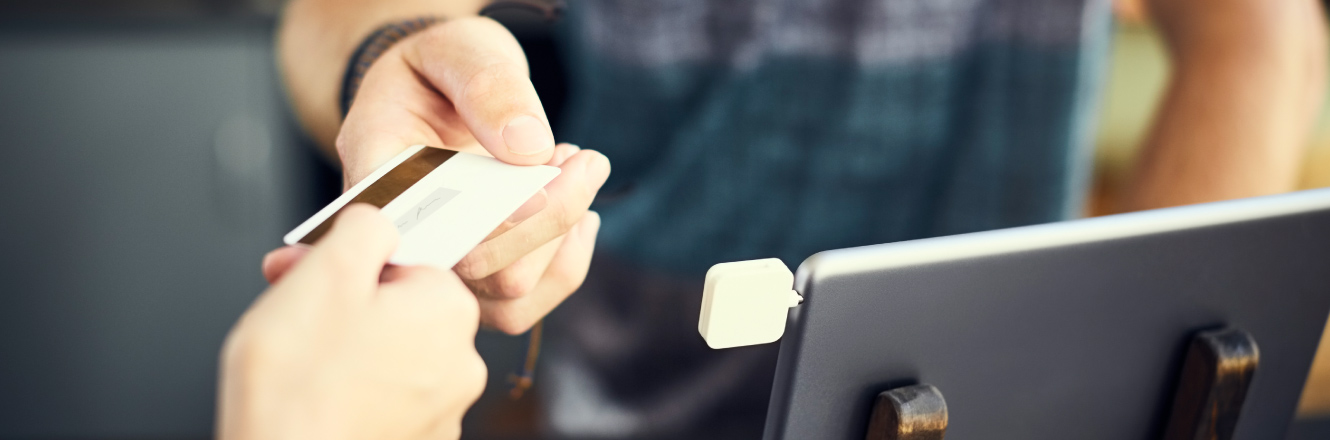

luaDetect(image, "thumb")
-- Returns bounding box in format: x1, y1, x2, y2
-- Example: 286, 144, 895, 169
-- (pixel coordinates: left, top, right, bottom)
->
404, 17, 554, 165
261, 246, 309, 284
284, 204, 401, 301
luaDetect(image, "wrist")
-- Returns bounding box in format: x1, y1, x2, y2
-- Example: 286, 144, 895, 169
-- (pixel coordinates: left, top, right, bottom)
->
340, 17, 444, 118
338, 2, 568, 118
277, 0, 492, 150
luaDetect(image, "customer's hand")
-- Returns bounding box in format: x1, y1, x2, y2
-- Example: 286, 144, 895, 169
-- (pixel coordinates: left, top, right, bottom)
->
337, 17, 609, 334
218, 204, 486, 440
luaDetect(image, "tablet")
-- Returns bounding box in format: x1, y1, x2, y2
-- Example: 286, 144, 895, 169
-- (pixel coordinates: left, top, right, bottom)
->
765, 189, 1330, 439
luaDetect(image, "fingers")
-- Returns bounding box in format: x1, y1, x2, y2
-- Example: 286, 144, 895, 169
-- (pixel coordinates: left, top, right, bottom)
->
381, 266, 482, 325
455, 149, 610, 280
379, 266, 479, 324
483, 189, 548, 242
479, 143, 581, 241
480, 211, 600, 335
284, 204, 400, 300
372, 265, 487, 429
404, 17, 554, 165
261, 246, 309, 284
466, 233, 563, 299
546, 143, 582, 167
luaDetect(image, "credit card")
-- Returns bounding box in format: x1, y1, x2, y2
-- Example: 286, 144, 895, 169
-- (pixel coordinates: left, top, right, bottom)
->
283, 145, 560, 269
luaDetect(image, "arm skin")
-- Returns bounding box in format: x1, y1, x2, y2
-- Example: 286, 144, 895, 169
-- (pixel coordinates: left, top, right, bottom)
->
277, 0, 487, 151
1123, 0, 1327, 210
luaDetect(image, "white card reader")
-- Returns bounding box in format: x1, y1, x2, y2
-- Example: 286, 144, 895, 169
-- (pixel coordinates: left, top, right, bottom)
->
698, 258, 804, 349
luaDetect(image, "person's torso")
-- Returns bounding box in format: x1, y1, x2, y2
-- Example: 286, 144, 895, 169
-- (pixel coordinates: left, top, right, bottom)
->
541, 2, 1115, 438
556, 0, 1113, 275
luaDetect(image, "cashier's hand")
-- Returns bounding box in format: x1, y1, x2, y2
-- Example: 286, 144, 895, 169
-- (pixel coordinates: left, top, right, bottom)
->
335, 17, 609, 334
220, 205, 485, 440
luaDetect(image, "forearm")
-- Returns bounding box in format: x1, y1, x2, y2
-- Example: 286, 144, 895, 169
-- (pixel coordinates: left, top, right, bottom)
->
1123, 0, 1327, 211
277, 0, 488, 150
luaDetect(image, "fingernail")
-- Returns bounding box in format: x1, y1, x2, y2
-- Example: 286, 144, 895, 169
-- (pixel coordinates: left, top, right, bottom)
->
503, 115, 554, 156
554, 143, 581, 164
584, 152, 610, 193
261, 249, 280, 270
583, 211, 601, 234
573, 211, 602, 246
507, 189, 547, 224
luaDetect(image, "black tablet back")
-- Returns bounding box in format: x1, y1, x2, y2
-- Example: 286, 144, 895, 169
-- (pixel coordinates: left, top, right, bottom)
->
765, 189, 1330, 439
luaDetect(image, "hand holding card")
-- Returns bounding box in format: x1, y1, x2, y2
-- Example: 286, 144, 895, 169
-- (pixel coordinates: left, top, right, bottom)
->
276, 144, 609, 334
459, 144, 607, 334
284, 145, 561, 269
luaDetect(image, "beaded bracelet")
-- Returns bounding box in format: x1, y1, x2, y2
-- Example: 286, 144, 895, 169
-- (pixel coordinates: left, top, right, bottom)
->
338, 16, 442, 118
337, 1, 565, 118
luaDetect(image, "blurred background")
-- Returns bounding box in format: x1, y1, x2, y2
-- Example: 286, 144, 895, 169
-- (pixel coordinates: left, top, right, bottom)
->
0, 0, 1328, 439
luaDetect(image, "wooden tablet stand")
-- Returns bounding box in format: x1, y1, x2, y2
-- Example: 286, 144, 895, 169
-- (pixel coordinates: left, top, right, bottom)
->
863, 327, 1259, 440
1162, 327, 1259, 440
865, 384, 947, 440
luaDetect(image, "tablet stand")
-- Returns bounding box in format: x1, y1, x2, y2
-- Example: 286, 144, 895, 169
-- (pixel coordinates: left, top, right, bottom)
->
1162, 327, 1259, 440
862, 328, 1258, 440
865, 383, 947, 440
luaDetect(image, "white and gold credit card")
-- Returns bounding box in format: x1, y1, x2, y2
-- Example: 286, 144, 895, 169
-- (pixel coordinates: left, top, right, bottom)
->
283, 145, 560, 269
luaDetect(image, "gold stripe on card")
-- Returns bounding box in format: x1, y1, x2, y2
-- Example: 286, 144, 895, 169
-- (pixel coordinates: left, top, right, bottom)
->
298, 147, 457, 245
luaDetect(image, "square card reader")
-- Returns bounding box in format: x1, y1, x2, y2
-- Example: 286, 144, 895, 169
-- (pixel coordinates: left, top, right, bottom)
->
698, 258, 803, 349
